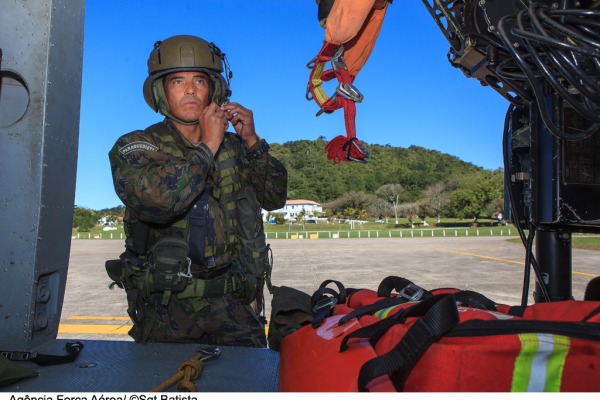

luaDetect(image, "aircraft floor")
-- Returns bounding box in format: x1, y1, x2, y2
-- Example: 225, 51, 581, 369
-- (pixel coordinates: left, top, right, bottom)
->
2, 339, 279, 392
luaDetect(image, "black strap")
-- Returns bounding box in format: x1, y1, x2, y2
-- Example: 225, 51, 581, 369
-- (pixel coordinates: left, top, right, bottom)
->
310, 279, 346, 328
340, 307, 408, 352
506, 305, 527, 317
339, 294, 450, 353
337, 296, 410, 326
1, 341, 84, 366
338, 277, 437, 326
377, 276, 431, 302
356, 294, 460, 392
582, 304, 600, 322
453, 290, 498, 311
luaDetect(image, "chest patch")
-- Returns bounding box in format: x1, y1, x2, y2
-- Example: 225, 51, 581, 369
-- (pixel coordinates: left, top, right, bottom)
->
119, 141, 159, 155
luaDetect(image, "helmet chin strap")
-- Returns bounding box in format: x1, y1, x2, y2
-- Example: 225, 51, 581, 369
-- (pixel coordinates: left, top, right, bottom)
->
167, 113, 199, 126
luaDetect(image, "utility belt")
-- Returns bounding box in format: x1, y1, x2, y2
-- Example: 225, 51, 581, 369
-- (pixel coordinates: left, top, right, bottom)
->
106, 236, 257, 307
177, 261, 256, 303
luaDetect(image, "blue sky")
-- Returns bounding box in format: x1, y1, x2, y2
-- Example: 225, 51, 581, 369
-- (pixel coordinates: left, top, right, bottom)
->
77, 0, 509, 210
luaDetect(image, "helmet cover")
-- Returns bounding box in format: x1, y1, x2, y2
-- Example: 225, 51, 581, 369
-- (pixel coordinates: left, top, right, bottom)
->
142, 35, 232, 122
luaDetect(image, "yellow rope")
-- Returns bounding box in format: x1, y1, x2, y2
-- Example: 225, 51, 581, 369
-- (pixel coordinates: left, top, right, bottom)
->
150, 352, 204, 392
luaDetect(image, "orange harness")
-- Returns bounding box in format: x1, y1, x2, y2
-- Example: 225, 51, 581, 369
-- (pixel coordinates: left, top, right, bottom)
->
307, 0, 391, 163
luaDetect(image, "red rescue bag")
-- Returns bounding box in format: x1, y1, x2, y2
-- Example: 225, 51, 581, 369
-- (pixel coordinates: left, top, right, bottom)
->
278, 277, 600, 392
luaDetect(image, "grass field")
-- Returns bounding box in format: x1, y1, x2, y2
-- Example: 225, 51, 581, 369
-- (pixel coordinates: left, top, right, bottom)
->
72, 219, 600, 250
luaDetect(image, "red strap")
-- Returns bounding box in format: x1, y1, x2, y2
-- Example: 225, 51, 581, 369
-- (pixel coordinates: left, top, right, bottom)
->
307, 42, 369, 163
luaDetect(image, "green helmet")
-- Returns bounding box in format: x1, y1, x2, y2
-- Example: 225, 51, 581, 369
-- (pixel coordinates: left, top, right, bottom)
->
143, 35, 232, 123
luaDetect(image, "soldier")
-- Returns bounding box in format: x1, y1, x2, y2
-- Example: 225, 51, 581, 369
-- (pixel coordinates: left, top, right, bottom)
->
106, 35, 288, 347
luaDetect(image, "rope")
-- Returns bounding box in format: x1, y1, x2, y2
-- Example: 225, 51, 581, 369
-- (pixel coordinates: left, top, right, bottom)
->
150, 352, 204, 392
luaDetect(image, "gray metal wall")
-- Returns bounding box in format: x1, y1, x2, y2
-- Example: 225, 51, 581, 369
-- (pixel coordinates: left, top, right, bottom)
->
0, 0, 84, 351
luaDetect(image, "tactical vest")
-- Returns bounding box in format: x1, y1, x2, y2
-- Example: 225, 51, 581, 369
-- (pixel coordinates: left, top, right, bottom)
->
111, 122, 271, 329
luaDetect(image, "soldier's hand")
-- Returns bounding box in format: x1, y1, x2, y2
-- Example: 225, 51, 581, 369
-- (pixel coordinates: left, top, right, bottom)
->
199, 102, 228, 155
221, 102, 258, 148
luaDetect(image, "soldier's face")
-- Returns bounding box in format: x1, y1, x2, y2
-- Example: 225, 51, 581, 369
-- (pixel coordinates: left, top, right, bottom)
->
164, 71, 211, 123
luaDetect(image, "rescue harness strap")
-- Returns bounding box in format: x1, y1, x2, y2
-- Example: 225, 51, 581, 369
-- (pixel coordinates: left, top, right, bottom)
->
306, 41, 369, 164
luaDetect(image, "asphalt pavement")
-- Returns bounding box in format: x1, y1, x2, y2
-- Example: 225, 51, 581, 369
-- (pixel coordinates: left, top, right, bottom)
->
58, 235, 598, 341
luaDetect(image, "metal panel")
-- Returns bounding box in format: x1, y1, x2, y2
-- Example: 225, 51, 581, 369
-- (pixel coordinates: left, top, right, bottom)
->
0, 0, 84, 351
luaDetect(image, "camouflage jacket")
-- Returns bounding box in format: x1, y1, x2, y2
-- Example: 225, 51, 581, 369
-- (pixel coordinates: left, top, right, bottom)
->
108, 119, 288, 274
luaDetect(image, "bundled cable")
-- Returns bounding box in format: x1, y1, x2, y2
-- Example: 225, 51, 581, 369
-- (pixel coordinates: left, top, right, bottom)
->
498, 2, 600, 140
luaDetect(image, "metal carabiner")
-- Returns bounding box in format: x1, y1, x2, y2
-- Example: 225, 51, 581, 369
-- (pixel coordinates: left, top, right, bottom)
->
331, 45, 347, 72
336, 83, 364, 103
177, 257, 193, 279
306, 84, 314, 101
332, 44, 344, 60
197, 346, 221, 362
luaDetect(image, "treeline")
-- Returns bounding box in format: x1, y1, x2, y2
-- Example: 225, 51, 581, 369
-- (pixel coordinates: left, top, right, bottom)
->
73, 139, 504, 230
73, 205, 124, 232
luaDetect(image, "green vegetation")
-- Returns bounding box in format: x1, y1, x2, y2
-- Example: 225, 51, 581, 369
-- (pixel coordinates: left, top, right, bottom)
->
272, 140, 487, 202
270, 139, 504, 222
570, 236, 600, 250
264, 222, 515, 240
72, 205, 124, 233
73, 218, 517, 240
507, 235, 600, 251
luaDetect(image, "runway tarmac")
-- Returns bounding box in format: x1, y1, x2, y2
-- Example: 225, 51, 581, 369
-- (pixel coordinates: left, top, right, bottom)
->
58, 236, 598, 341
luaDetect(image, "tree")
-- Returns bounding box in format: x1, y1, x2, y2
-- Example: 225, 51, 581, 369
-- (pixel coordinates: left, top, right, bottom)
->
323, 208, 336, 224
343, 207, 358, 228
398, 202, 420, 228
356, 209, 368, 228
367, 197, 392, 222
424, 182, 449, 223
376, 184, 404, 224
449, 171, 502, 222
323, 191, 378, 217
72, 206, 98, 232
296, 208, 308, 224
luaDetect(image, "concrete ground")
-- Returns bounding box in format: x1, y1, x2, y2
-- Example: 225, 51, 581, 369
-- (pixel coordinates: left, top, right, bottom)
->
59, 236, 598, 341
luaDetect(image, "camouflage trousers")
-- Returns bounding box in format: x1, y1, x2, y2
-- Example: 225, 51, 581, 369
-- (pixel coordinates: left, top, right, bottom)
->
129, 292, 267, 347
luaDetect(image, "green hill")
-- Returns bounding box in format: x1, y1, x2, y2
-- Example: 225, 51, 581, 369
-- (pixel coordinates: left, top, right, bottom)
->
270, 138, 499, 204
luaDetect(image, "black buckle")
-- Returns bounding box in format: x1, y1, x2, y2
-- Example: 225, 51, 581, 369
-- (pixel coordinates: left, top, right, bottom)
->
0, 350, 37, 361
398, 284, 424, 302
311, 296, 338, 328
312, 296, 337, 314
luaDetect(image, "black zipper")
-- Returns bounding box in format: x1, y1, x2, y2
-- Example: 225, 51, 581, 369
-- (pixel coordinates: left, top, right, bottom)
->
445, 319, 600, 341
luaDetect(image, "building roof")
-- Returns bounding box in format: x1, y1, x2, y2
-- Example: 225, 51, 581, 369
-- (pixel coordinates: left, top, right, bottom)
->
285, 199, 321, 206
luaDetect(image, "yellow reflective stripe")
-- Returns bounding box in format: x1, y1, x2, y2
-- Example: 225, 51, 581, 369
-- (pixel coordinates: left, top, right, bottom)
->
512, 333, 569, 392
373, 303, 417, 319
373, 305, 397, 319
513, 334, 539, 391
544, 335, 569, 392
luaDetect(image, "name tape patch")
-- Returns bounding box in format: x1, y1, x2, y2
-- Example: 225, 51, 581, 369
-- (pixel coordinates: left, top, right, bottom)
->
119, 141, 159, 155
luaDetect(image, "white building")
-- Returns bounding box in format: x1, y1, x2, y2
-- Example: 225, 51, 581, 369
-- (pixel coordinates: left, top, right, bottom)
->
262, 199, 323, 223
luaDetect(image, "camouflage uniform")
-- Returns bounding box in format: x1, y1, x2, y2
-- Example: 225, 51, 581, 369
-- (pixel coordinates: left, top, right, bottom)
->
108, 119, 287, 347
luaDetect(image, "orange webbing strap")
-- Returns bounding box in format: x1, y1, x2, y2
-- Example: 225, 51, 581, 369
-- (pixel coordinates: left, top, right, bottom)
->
325, 0, 389, 77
